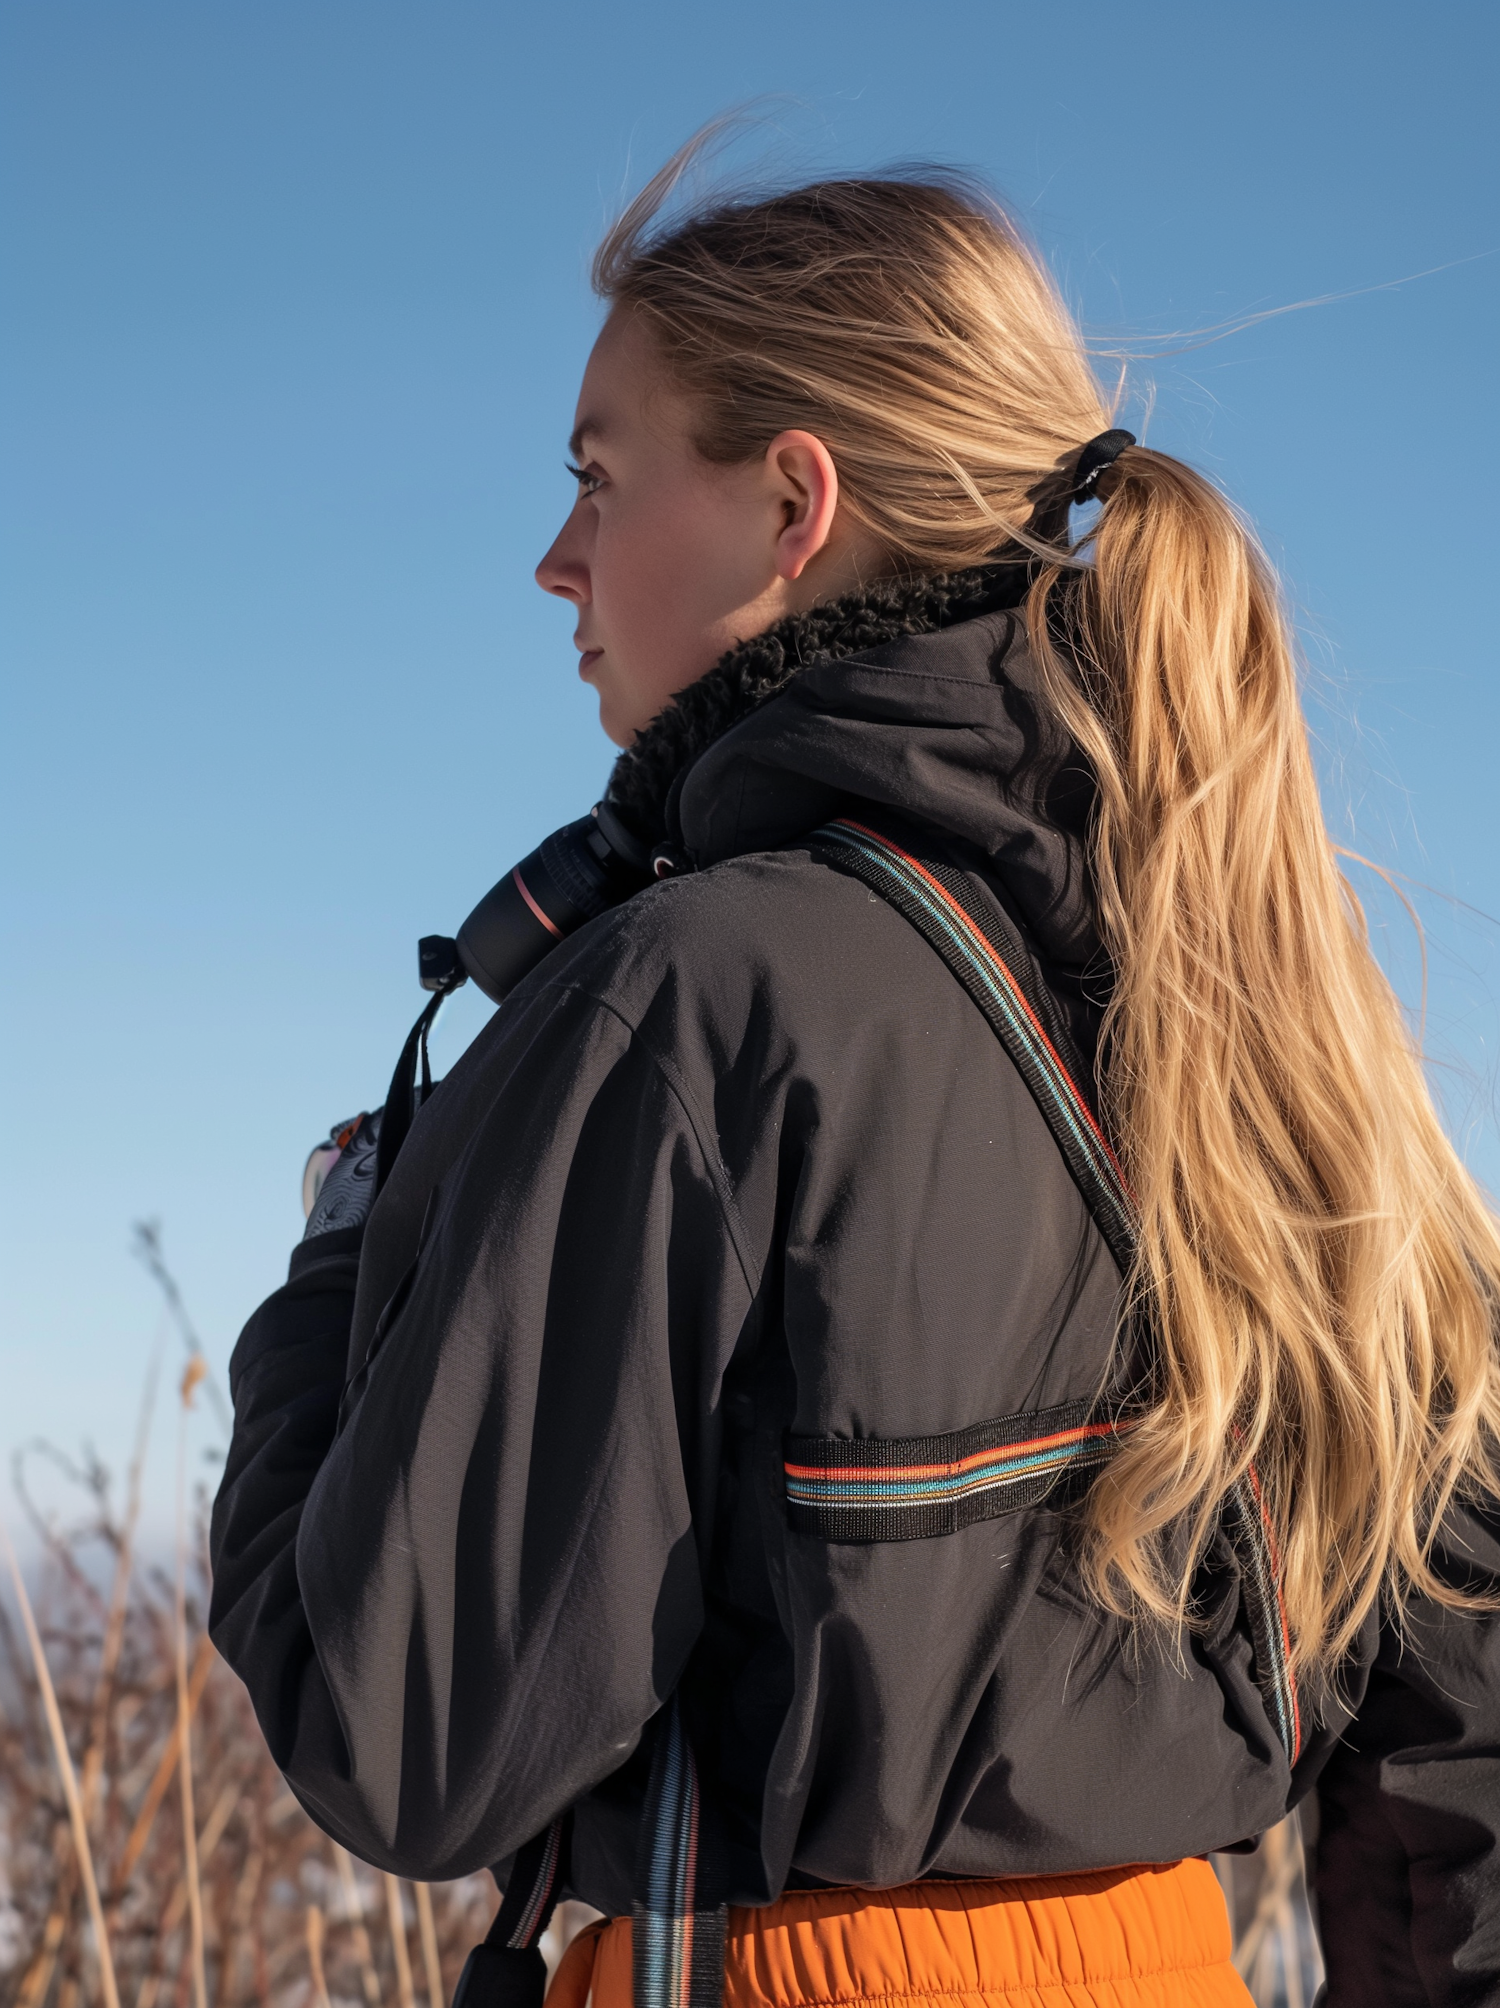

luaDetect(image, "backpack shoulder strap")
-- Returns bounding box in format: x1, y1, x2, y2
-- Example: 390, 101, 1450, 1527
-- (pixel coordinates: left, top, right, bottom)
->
808, 813, 1305, 1765
809, 817, 1136, 1274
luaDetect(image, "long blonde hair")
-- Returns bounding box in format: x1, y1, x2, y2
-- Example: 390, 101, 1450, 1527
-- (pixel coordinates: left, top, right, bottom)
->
594, 141, 1500, 1680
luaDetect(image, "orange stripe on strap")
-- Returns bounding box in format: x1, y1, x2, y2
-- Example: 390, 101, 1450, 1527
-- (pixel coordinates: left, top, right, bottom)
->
784, 1420, 1122, 1485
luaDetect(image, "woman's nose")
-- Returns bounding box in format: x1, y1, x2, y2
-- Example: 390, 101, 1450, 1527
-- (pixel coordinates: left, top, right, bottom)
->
535, 509, 590, 603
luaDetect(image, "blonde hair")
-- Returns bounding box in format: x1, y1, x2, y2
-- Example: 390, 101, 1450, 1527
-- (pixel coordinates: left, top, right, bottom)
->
594, 141, 1500, 1680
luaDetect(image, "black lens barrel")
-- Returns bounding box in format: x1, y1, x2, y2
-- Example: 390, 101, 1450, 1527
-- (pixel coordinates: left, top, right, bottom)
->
452, 804, 652, 1005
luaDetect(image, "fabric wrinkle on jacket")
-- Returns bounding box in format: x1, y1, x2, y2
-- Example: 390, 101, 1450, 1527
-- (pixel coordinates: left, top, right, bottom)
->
208, 569, 1500, 2003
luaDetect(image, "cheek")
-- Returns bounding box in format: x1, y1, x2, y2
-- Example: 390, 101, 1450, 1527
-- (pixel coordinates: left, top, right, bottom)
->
595, 506, 690, 628
596, 486, 761, 689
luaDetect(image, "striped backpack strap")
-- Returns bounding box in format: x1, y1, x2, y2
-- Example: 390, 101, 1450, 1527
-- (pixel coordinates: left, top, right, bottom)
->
808, 814, 1303, 1766
808, 818, 1136, 1275
450, 1700, 732, 2008
632, 1694, 726, 2008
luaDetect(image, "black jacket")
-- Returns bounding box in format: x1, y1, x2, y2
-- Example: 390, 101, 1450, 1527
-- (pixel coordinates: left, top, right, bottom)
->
210, 579, 1500, 2004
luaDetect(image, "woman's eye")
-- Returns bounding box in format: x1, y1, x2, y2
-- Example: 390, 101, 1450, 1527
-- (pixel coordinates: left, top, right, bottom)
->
565, 461, 603, 498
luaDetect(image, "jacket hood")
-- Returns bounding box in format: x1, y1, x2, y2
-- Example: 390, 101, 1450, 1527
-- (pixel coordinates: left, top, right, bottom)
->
674, 603, 1101, 975
606, 567, 1102, 979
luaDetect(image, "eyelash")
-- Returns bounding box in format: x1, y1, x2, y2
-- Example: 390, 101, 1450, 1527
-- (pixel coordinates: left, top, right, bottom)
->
566, 461, 602, 497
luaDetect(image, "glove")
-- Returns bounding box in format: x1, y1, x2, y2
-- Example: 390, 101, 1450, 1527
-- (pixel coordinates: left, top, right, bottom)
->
301, 1108, 383, 1240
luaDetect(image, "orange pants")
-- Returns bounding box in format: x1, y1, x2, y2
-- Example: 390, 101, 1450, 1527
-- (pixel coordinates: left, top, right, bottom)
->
547, 1860, 1251, 2008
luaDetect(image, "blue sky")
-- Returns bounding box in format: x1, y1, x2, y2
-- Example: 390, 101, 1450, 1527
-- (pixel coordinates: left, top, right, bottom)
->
3, 0, 1497, 1542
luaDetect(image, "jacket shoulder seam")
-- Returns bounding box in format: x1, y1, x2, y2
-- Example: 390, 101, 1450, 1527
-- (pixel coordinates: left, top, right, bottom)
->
539, 979, 763, 1299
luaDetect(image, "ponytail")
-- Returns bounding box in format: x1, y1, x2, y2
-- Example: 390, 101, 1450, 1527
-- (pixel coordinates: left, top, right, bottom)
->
1030, 450, 1500, 1670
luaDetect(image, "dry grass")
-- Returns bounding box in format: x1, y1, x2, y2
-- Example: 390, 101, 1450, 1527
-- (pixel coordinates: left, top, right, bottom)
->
1216, 1819, 1325, 2008
0, 1411, 501, 2008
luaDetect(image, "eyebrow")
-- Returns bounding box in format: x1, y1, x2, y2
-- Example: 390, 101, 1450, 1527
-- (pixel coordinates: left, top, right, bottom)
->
567, 417, 603, 461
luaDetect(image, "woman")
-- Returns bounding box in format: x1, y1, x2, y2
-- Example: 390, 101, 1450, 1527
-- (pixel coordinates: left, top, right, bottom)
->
211, 142, 1500, 2008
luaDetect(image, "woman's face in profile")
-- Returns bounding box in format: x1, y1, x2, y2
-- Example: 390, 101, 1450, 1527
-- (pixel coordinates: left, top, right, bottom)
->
535, 309, 872, 746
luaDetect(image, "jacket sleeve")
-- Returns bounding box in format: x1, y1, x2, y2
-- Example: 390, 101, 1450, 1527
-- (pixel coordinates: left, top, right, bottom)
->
209, 976, 757, 1880
1315, 1500, 1500, 2007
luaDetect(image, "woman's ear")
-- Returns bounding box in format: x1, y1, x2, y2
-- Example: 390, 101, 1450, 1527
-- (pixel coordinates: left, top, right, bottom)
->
765, 430, 841, 582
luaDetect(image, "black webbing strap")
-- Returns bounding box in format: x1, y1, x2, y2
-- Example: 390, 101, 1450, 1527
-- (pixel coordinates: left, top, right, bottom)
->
810, 814, 1304, 1765
374, 989, 445, 1196
451, 1816, 571, 2008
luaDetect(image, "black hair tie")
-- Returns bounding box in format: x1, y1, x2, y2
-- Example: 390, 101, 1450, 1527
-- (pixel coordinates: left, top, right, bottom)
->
1071, 429, 1136, 505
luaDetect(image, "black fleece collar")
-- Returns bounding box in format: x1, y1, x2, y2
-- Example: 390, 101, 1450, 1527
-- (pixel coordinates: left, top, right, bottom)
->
605, 561, 1031, 847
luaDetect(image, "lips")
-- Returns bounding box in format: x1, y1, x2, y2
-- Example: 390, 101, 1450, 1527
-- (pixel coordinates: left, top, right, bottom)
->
578, 649, 603, 679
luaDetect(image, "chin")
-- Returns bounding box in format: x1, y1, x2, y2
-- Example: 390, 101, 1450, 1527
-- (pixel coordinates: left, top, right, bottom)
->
591, 678, 652, 749
596, 698, 635, 750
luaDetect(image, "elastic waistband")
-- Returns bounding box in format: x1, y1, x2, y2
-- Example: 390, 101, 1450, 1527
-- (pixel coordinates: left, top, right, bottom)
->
548, 1860, 1250, 2008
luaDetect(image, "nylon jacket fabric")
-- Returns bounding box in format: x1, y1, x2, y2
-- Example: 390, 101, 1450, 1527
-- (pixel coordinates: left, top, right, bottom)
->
1313, 1501, 1500, 2006
209, 601, 1500, 2003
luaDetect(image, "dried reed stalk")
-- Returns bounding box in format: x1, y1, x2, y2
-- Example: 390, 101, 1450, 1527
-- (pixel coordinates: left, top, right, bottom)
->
1234, 1818, 1298, 1977
138, 1696, 242, 1996
1, 1512, 122, 2008
81, 1351, 160, 1829
4, 1259, 502, 2003
148, 1877, 190, 1970
175, 1356, 208, 2008
1232, 1815, 1320, 2005
386, 1874, 417, 2008
196, 1778, 241, 1862
16, 1888, 69, 2008
335, 1841, 385, 2008
415, 1883, 445, 2008
117, 1631, 214, 1883
225, 1840, 265, 2002
307, 1904, 335, 2008
131, 1221, 232, 1434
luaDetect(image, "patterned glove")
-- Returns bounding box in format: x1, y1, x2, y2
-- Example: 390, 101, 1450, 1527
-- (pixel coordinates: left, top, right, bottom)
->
301, 1108, 383, 1240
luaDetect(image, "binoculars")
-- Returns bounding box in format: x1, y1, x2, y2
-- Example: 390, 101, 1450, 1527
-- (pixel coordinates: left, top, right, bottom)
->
418, 798, 655, 1004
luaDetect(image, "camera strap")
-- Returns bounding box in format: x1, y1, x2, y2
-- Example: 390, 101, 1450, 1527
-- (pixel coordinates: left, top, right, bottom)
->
373, 989, 446, 1196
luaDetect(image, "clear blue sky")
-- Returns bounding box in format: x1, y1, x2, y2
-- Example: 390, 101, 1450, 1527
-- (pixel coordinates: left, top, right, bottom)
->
3, 0, 1497, 1543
